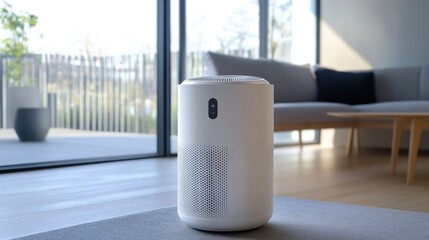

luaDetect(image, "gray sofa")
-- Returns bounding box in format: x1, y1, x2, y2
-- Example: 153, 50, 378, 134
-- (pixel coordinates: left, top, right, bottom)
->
204, 51, 429, 149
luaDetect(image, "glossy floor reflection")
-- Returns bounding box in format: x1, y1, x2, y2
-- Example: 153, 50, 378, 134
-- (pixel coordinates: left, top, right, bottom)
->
0, 128, 157, 170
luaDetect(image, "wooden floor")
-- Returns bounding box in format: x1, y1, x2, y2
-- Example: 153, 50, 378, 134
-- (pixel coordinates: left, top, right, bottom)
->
1, 145, 429, 239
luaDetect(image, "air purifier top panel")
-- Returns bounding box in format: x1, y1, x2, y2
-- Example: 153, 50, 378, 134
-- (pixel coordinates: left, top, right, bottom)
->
182, 75, 269, 85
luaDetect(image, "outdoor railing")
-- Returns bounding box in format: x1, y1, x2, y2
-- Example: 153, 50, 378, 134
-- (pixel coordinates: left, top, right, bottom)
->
0, 49, 257, 134
1, 53, 158, 134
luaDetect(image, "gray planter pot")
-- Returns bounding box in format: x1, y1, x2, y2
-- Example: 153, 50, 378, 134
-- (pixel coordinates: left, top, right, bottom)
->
14, 108, 50, 142
6, 86, 41, 128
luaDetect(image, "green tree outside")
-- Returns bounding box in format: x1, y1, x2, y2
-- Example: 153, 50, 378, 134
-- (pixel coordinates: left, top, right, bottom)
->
0, 1, 38, 86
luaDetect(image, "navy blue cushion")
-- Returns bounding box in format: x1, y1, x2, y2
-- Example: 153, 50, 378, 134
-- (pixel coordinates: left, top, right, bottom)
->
315, 68, 376, 105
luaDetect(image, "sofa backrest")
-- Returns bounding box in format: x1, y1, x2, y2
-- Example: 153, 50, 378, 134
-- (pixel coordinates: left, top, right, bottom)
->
204, 51, 317, 103
373, 66, 422, 102
204, 51, 429, 103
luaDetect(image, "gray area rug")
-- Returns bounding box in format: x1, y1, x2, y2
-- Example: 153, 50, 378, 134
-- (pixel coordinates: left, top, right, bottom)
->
16, 197, 429, 240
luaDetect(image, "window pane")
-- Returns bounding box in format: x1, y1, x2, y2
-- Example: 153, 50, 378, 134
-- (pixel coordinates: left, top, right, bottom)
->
168, 0, 260, 154
0, 0, 158, 169
268, 0, 316, 64
269, 0, 318, 145
186, 0, 259, 78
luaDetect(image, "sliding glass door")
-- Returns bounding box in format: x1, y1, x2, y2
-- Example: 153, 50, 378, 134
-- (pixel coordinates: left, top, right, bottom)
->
0, 0, 159, 170
170, 0, 319, 152
268, 0, 318, 145
169, 0, 260, 154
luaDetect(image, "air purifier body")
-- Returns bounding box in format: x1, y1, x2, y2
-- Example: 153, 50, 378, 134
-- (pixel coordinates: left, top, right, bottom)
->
178, 75, 273, 232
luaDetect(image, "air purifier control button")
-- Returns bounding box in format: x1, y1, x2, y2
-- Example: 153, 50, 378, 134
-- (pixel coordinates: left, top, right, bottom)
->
208, 98, 218, 119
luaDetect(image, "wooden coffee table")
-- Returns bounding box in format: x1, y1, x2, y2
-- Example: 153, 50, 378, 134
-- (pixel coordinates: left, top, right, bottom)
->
328, 112, 429, 184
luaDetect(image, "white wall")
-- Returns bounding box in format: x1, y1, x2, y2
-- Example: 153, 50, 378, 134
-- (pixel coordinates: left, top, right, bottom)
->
320, 0, 429, 70
320, 0, 429, 149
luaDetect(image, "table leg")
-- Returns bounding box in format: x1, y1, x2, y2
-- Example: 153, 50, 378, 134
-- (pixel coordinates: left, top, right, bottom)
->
391, 119, 406, 175
407, 118, 426, 184
355, 128, 360, 154
347, 127, 355, 156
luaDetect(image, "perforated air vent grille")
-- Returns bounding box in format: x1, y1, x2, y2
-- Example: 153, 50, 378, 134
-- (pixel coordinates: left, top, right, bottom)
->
181, 144, 229, 218
209, 75, 249, 82
181, 75, 269, 85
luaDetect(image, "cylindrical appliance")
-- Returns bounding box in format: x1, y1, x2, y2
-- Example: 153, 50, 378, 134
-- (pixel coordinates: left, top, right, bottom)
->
178, 75, 273, 231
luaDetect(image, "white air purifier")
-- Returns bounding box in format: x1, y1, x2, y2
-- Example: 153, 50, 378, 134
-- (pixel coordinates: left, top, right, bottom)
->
178, 75, 273, 232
